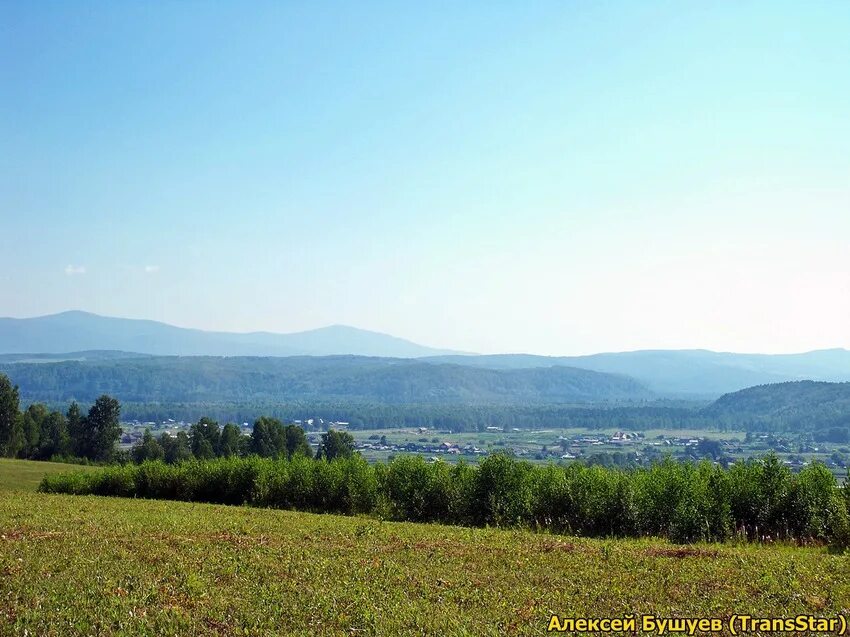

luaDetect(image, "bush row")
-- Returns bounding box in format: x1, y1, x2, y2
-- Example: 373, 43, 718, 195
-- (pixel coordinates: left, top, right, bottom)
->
39, 454, 850, 547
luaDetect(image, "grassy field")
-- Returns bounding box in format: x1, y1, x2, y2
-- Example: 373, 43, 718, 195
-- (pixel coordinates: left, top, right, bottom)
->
0, 458, 97, 492
1, 486, 849, 635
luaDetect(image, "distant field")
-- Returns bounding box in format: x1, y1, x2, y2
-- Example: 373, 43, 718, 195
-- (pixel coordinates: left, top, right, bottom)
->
349, 426, 756, 466
0, 458, 97, 492
1, 490, 849, 636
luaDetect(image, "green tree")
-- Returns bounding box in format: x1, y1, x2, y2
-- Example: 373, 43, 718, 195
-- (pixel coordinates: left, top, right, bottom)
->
0, 374, 20, 457
249, 418, 311, 459
37, 411, 71, 460
21, 403, 49, 458
219, 423, 243, 457
132, 428, 165, 463
82, 395, 122, 461
250, 417, 285, 457
758, 453, 792, 538
160, 431, 192, 464
190, 417, 220, 459
697, 438, 724, 461
5, 416, 26, 459
285, 424, 312, 458
66, 402, 84, 457
845, 469, 850, 507
317, 429, 355, 461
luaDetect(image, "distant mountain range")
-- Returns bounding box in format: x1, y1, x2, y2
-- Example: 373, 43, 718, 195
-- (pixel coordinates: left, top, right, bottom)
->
0, 311, 462, 358
425, 350, 850, 397
1, 310, 849, 397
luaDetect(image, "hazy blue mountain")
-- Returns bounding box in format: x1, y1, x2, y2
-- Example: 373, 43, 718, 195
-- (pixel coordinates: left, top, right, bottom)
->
0, 355, 652, 405
3, 311, 849, 398
424, 349, 850, 397
0, 311, 463, 358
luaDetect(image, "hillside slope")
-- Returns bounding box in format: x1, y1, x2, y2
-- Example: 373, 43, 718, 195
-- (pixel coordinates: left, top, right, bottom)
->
703, 380, 850, 430
5, 489, 846, 636
0, 355, 652, 405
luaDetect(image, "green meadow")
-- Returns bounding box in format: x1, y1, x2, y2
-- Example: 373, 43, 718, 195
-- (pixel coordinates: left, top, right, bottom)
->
0, 458, 97, 493
0, 461, 848, 636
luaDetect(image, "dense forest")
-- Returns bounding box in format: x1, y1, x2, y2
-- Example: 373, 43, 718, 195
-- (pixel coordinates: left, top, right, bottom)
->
703, 381, 850, 430
0, 355, 651, 404
113, 401, 710, 432
3, 364, 850, 435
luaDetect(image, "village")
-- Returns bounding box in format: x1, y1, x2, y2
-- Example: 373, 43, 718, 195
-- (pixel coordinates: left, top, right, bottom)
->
117, 418, 849, 475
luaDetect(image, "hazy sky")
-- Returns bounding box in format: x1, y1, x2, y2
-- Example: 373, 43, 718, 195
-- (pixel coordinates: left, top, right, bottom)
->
2, 2, 849, 355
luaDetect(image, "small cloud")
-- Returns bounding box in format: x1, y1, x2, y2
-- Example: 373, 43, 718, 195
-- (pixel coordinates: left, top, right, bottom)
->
64, 265, 86, 276
144, 265, 160, 274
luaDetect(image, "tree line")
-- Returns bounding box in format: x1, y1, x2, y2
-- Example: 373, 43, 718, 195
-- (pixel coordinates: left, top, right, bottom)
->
130, 416, 354, 464
0, 374, 354, 464
34, 399, 718, 434
0, 374, 121, 462
39, 452, 850, 549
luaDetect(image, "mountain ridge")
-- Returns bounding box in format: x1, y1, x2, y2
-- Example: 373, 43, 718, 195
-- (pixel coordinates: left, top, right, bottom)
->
2, 311, 850, 397
424, 349, 850, 397
0, 310, 464, 358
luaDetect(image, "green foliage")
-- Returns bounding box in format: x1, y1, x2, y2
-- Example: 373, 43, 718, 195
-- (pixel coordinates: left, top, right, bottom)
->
250, 417, 312, 459
39, 454, 850, 547
219, 423, 243, 457
66, 402, 84, 454
189, 417, 220, 459
79, 395, 122, 461
705, 380, 850, 432
0, 374, 20, 456
0, 458, 98, 492
5, 489, 850, 635
5, 364, 850, 435
473, 452, 534, 527
20, 403, 47, 457
131, 429, 165, 463
317, 429, 355, 461
159, 431, 192, 464
380, 455, 454, 522
0, 355, 649, 406
36, 410, 72, 460
284, 423, 312, 458
0, 377, 84, 461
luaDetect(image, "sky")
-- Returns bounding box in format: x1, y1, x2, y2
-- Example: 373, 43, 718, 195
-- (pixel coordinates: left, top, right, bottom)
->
2, 1, 849, 356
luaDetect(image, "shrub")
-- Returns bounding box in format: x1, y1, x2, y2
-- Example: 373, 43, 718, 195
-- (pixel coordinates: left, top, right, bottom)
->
473, 453, 534, 527
134, 462, 180, 500
529, 464, 573, 532
382, 455, 436, 522
39, 470, 98, 495
37, 453, 850, 547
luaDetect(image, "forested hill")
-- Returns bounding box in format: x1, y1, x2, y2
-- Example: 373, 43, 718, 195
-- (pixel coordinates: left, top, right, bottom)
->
0, 355, 652, 405
703, 381, 850, 431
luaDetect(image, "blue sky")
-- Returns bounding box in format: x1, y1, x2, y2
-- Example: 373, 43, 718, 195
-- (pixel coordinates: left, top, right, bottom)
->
2, 1, 849, 355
